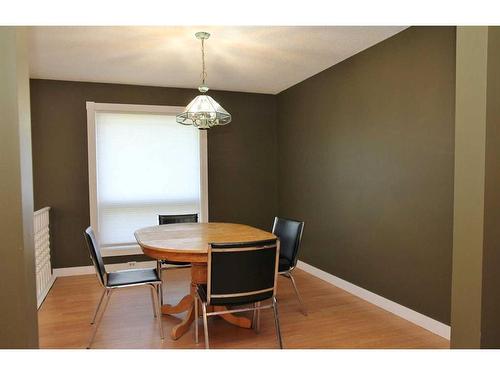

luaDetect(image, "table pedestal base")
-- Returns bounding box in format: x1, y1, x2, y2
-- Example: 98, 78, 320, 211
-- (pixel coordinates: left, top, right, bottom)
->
161, 262, 252, 340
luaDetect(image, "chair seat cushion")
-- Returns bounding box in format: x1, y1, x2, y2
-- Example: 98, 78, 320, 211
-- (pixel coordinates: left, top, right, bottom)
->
159, 260, 191, 266
196, 284, 273, 306
278, 257, 292, 272
107, 268, 160, 287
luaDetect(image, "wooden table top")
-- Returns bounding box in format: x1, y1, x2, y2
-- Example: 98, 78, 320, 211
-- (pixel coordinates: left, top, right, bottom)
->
134, 222, 276, 263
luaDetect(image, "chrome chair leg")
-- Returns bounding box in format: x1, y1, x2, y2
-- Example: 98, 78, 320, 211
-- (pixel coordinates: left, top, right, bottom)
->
87, 289, 112, 349
272, 297, 283, 349
287, 272, 307, 316
194, 295, 199, 344
149, 285, 158, 318
149, 284, 164, 340
202, 302, 209, 349
252, 303, 257, 331
157, 261, 164, 306
157, 284, 165, 340
91, 289, 106, 324
254, 301, 261, 333
159, 282, 164, 306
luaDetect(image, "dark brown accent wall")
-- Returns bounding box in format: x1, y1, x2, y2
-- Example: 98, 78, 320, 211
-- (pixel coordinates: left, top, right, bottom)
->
481, 26, 500, 348
276, 27, 456, 324
30, 80, 278, 268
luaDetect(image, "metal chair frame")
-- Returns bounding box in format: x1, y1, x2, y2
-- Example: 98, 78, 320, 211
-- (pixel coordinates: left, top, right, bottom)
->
193, 240, 283, 349
85, 229, 164, 348
272, 217, 307, 316
158, 261, 191, 305
157, 214, 198, 305
88, 276, 164, 348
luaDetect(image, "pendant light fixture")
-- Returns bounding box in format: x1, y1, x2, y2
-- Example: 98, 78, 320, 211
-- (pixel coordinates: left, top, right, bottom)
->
176, 31, 231, 129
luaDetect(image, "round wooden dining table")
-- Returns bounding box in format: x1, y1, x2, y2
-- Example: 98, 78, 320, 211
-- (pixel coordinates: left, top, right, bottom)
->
134, 222, 276, 340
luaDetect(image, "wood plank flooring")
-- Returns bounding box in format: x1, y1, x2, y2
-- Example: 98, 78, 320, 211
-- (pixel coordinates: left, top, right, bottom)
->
38, 268, 449, 349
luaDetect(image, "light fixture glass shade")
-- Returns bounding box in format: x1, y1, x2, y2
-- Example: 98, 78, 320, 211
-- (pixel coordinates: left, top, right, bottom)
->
176, 94, 231, 129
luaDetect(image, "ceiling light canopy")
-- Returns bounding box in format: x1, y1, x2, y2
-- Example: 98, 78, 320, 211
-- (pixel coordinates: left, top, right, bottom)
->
176, 32, 231, 129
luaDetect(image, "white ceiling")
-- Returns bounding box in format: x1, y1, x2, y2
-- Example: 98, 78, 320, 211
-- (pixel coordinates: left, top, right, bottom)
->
28, 26, 407, 95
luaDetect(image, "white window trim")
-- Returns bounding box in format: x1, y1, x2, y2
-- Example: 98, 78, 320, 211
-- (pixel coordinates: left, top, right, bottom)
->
86, 102, 209, 257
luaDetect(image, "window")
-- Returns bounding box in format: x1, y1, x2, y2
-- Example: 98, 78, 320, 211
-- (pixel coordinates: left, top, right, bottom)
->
86, 102, 208, 256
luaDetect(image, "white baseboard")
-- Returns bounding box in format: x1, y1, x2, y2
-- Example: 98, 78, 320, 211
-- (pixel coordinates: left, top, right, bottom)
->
53, 265, 95, 277
52, 260, 158, 278
37, 274, 56, 309
296, 260, 451, 340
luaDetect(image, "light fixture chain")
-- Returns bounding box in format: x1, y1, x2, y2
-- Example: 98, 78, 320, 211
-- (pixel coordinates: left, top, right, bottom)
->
201, 37, 207, 85
176, 31, 231, 128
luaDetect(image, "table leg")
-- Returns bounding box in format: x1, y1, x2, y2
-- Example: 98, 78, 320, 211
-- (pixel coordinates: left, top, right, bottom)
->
170, 304, 195, 340
214, 306, 253, 328
161, 294, 193, 315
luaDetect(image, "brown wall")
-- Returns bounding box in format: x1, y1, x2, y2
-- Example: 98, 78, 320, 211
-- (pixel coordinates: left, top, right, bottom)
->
276, 27, 456, 324
30, 80, 278, 268
481, 26, 500, 348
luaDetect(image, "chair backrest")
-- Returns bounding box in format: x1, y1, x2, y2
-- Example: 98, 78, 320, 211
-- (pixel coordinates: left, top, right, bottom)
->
84, 227, 107, 287
272, 217, 304, 268
207, 239, 279, 306
158, 213, 198, 225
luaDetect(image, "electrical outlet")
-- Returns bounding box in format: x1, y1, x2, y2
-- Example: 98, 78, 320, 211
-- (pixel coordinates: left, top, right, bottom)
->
127, 261, 137, 268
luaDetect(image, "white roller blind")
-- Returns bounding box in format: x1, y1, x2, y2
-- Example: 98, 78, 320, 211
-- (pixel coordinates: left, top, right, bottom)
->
95, 112, 201, 248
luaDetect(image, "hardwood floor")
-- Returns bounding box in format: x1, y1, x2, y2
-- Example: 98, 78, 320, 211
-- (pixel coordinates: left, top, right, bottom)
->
38, 268, 449, 349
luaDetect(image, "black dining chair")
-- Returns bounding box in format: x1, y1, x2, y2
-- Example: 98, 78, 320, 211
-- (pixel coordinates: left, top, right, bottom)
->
83, 227, 164, 348
194, 239, 283, 349
157, 214, 198, 304
272, 217, 307, 316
